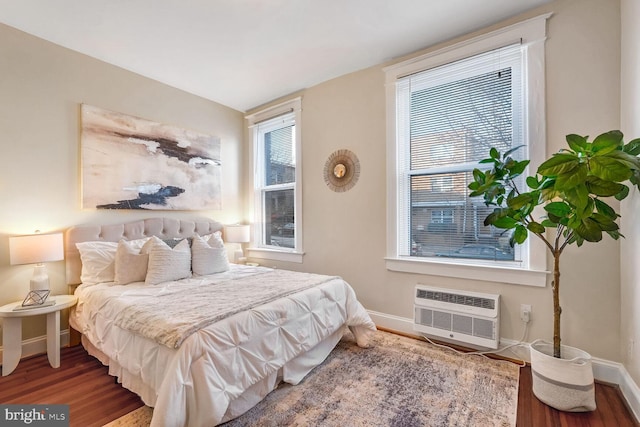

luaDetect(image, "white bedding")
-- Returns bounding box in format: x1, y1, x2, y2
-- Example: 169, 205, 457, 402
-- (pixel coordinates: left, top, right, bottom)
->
70, 264, 376, 427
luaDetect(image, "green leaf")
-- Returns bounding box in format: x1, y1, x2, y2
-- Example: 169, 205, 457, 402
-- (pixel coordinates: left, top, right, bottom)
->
574, 218, 603, 242
490, 147, 499, 159
592, 130, 623, 154
591, 213, 619, 232
554, 164, 588, 190
507, 193, 532, 210
594, 198, 618, 219
616, 185, 630, 201
564, 184, 590, 212
605, 150, 640, 170
526, 176, 540, 189
513, 225, 528, 244
508, 160, 530, 176
566, 134, 587, 152
572, 234, 584, 247
623, 138, 640, 156
503, 145, 525, 158
472, 168, 485, 183
544, 201, 572, 217
577, 198, 595, 219
538, 153, 580, 176
589, 156, 633, 182
606, 230, 624, 240
527, 221, 546, 234
538, 177, 556, 191
492, 216, 519, 229
541, 219, 559, 228
585, 176, 625, 197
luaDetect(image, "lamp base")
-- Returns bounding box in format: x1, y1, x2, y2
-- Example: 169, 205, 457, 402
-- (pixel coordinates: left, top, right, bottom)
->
233, 249, 246, 264
30, 264, 50, 291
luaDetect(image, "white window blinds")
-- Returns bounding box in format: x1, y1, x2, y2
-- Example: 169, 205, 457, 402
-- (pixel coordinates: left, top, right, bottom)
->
396, 44, 525, 264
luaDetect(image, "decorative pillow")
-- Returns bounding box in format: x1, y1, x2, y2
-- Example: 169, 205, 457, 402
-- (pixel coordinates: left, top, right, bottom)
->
162, 237, 193, 248
113, 239, 150, 285
192, 234, 230, 275
77, 237, 149, 285
145, 237, 192, 285
203, 231, 225, 248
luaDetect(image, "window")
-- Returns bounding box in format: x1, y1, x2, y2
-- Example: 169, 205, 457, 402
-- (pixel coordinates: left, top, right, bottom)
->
431, 209, 454, 224
246, 98, 303, 263
400, 44, 523, 264
384, 14, 550, 286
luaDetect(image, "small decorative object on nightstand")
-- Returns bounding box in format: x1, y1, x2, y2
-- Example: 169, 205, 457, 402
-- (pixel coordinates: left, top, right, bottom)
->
0, 295, 77, 376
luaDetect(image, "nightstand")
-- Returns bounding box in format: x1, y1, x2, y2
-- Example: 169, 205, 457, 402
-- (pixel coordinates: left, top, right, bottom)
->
0, 294, 77, 376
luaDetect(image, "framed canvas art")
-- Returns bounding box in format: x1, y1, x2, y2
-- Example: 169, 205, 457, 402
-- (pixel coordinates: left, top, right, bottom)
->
81, 104, 221, 210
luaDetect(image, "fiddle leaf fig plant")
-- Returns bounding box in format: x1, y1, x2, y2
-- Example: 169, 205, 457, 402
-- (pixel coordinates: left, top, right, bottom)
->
468, 130, 640, 358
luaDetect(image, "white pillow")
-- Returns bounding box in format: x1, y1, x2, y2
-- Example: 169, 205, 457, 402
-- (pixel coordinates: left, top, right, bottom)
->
192, 234, 230, 275
145, 237, 192, 285
204, 231, 225, 248
76, 237, 149, 285
113, 239, 150, 285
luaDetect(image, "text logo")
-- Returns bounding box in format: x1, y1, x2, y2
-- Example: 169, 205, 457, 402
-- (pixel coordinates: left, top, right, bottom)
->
1, 405, 69, 426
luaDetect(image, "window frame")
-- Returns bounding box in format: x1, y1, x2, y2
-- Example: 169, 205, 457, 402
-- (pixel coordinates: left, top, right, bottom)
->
384, 14, 551, 287
246, 97, 303, 263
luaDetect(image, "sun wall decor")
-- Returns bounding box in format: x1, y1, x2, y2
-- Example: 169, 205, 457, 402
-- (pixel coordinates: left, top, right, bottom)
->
323, 149, 360, 193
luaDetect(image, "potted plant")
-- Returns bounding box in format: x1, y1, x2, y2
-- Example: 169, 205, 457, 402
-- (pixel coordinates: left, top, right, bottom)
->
468, 130, 640, 411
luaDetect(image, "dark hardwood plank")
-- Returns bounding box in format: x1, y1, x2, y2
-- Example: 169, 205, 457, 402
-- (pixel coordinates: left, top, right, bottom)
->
1, 346, 637, 426
0, 346, 143, 427
516, 366, 638, 427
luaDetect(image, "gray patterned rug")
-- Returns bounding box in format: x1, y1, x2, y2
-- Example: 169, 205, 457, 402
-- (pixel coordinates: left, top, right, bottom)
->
104, 330, 520, 427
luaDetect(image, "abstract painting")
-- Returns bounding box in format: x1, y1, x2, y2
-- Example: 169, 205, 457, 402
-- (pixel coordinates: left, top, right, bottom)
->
81, 104, 221, 210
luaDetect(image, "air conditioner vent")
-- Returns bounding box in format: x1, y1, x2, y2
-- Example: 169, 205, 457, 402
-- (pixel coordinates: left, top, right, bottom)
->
414, 285, 500, 349
416, 289, 495, 310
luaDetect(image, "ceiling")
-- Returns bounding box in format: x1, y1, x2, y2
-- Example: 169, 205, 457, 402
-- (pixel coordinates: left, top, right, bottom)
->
0, 0, 551, 112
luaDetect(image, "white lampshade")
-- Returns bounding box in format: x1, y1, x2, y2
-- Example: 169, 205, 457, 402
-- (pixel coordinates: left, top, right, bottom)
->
9, 232, 64, 291
224, 225, 250, 264
224, 225, 250, 243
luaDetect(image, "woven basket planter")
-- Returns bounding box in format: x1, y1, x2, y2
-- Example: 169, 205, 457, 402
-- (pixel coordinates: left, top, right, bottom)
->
530, 339, 596, 412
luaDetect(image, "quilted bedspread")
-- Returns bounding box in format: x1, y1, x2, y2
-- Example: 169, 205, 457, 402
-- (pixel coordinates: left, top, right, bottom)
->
71, 265, 376, 427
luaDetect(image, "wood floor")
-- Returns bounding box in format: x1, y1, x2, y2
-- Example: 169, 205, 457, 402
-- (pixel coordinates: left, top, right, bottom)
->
0, 345, 637, 427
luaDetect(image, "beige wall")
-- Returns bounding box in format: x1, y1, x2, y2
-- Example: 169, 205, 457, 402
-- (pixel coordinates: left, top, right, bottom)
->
620, 0, 640, 385
248, 0, 624, 362
0, 24, 245, 341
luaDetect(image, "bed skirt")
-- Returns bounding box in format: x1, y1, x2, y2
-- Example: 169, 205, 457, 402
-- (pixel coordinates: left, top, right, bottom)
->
78, 322, 346, 424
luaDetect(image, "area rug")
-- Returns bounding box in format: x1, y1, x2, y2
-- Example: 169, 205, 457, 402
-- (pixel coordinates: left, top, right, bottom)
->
103, 330, 520, 426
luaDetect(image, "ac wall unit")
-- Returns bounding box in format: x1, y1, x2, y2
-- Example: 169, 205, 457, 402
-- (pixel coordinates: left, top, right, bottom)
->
413, 284, 500, 349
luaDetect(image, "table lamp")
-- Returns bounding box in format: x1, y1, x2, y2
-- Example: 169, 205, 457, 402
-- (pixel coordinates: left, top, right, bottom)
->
224, 224, 250, 263
9, 232, 64, 293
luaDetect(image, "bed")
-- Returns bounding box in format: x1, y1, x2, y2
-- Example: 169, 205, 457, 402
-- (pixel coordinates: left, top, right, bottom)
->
66, 217, 376, 427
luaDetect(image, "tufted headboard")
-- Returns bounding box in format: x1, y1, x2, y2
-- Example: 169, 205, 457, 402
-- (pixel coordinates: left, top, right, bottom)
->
65, 217, 224, 285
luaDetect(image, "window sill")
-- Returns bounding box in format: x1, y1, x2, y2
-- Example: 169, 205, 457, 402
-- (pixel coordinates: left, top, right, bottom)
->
247, 247, 304, 264
385, 257, 548, 287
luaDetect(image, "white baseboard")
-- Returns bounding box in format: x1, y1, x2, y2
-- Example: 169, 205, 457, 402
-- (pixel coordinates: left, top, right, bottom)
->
368, 309, 640, 422
0, 329, 71, 365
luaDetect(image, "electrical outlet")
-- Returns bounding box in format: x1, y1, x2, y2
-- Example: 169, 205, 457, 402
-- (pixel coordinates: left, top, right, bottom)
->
520, 304, 532, 323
